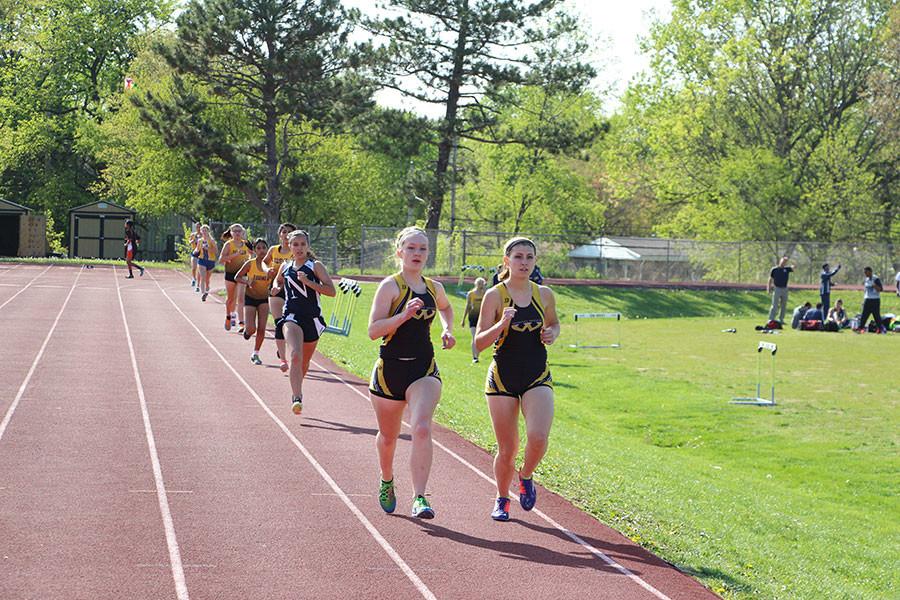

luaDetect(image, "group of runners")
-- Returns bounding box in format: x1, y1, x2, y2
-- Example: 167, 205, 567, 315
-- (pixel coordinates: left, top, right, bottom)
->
367, 227, 560, 521
185, 223, 560, 523
187, 222, 336, 414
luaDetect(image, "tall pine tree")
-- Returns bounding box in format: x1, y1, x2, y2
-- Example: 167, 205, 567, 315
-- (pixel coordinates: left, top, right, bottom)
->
135, 0, 373, 225
364, 0, 594, 230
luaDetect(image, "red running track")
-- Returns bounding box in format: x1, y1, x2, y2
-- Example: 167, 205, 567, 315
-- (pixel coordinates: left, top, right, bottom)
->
0, 265, 719, 600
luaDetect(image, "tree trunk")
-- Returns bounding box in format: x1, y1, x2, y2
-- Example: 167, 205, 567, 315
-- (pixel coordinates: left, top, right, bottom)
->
425, 2, 468, 231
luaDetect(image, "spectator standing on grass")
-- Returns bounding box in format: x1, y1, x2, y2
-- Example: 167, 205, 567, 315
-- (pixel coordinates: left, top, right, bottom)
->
895, 268, 900, 297
767, 256, 795, 324
819, 263, 841, 317
856, 267, 885, 333
791, 301, 812, 329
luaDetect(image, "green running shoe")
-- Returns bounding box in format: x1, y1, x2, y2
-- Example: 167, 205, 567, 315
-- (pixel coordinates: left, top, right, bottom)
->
291, 395, 303, 415
379, 479, 396, 513
411, 495, 434, 519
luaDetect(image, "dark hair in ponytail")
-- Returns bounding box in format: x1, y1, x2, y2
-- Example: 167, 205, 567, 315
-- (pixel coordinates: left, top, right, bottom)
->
497, 237, 537, 281
288, 229, 317, 260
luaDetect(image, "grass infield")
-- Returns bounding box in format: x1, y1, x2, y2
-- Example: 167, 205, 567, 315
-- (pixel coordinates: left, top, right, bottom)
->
316, 281, 899, 600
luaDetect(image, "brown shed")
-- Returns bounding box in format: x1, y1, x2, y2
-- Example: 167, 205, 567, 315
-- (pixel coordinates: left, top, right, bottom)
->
68, 201, 135, 259
0, 199, 46, 257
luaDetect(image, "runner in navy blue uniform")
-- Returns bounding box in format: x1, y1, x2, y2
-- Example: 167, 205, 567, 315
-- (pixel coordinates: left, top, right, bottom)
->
368, 227, 455, 519
271, 230, 335, 414
475, 237, 560, 521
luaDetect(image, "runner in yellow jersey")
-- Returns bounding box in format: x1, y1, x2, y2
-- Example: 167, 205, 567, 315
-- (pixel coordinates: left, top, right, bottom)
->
218, 224, 252, 332
236, 238, 273, 365
263, 223, 296, 372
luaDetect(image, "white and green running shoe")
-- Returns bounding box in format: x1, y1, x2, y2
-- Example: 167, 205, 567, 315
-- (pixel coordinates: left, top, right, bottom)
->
291, 395, 302, 415
411, 495, 434, 519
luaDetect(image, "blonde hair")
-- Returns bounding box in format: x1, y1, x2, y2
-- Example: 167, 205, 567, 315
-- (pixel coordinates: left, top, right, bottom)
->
395, 226, 427, 249
474, 277, 486, 290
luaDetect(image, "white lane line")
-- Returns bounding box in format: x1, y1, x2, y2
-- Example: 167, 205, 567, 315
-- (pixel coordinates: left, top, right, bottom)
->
130, 489, 194, 495
0, 265, 52, 311
311, 359, 674, 600
114, 266, 189, 600
147, 270, 437, 600
0, 267, 82, 443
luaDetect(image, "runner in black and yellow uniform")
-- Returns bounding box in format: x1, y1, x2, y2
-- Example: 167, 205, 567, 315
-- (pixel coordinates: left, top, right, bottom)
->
263, 223, 296, 372
219, 224, 252, 332
236, 238, 273, 365
475, 237, 560, 522
367, 227, 455, 520
271, 230, 335, 415
461, 277, 487, 363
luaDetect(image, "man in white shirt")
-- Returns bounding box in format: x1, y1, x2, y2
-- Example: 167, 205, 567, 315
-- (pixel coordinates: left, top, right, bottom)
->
856, 267, 885, 333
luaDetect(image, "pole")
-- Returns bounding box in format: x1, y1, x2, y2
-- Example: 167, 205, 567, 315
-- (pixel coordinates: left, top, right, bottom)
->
359, 225, 366, 274
449, 139, 458, 233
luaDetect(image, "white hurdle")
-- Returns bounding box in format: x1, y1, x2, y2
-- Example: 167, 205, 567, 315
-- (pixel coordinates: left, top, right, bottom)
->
325, 278, 361, 336
569, 312, 622, 349
731, 341, 777, 406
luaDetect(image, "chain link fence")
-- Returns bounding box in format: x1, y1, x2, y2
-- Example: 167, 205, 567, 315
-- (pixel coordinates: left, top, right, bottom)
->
144, 218, 898, 285
354, 227, 898, 285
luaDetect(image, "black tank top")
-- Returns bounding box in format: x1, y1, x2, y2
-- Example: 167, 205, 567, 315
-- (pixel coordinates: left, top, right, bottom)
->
380, 284, 437, 360
494, 293, 546, 364
283, 259, 321, 318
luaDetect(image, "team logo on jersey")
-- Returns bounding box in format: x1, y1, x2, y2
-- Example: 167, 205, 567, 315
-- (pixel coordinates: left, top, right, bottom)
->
412, 308, 436, 320
511, 320, 542, 332
286, 275, 308, 298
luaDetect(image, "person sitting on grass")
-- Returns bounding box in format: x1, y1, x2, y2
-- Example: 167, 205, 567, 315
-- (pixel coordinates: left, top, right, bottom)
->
791, 302, 812, 329
827, 299, 849, 328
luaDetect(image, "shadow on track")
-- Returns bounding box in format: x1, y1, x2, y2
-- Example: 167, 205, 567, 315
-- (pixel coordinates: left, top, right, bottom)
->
413, 520, 647, 575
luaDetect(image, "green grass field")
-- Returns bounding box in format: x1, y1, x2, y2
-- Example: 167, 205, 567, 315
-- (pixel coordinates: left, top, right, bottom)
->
317, 281, 899, 599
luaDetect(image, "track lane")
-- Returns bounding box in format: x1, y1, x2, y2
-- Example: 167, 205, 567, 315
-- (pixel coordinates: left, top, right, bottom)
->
120, 269, 431, 599
0, 264, 52, 309
152, 269, 718, 599
0, 266, 176, 600
0, 267, 90, 413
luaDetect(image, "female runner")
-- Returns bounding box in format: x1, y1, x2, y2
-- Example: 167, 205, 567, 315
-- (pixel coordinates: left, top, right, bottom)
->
461, 277, 486, 363
263, 223, 296, 372
236, 238, 273, 365
218, 224, 251, 331
196, 225, 217, 301
271, 230, 336, 414
475, 237, 560, 521
189, 222, 201, 290
367, 227, 455, 519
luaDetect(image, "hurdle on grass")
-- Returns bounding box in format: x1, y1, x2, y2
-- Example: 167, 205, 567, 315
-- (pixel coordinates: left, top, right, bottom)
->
325, 278, 361, 336
731, 341, 777, 406
569, 312, 622, 349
